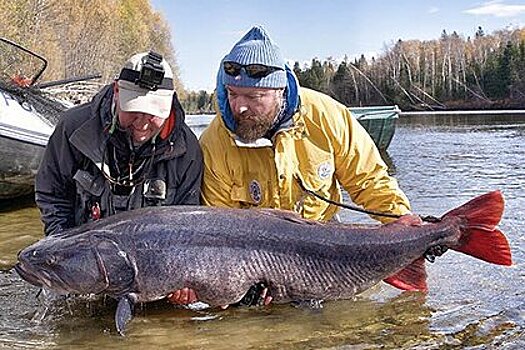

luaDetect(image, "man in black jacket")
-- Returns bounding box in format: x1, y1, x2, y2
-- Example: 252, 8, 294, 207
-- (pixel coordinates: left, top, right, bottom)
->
36, 51, 203, 236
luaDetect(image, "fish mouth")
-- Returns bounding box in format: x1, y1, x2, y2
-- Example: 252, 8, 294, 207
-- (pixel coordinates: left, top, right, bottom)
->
14, 262, 44, 287
14, 262, 71, 294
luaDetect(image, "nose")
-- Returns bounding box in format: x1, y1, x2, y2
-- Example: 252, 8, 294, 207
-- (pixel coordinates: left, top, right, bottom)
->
132, 114, 152, 129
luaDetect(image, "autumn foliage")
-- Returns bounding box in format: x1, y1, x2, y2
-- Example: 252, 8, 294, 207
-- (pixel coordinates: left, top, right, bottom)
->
0, 0, 184, 94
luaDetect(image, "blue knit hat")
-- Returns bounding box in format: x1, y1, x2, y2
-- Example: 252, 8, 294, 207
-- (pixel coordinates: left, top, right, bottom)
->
222, 25, 287, 88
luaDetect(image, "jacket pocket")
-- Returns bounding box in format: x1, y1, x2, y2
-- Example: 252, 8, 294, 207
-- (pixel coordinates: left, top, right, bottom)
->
73, 169, 105, 197
298, 158, 335, 192
230, 178, 267, 207
73, 169, 106, 224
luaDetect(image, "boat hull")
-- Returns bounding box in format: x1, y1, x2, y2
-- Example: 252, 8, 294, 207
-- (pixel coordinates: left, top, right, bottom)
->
350, 106, 399, 150
0, 88, 53, 200
0, 127, 47, 199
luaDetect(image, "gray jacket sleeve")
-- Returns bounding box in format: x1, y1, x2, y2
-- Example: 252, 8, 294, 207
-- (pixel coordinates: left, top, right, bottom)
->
170, 125, 203, 205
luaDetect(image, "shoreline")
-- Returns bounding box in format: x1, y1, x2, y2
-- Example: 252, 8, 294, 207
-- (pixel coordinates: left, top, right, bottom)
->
399, 110, 525, 117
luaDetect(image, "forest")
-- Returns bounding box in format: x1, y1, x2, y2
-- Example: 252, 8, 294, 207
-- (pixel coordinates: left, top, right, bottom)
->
186, 27, 525, 113
0, 0, 184, 94
295, 27, 525, 111
1, 1, 523, 112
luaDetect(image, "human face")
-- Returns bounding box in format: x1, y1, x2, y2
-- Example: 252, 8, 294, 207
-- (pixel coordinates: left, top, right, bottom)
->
227, 85, 283, 142
114, 84, 165, 144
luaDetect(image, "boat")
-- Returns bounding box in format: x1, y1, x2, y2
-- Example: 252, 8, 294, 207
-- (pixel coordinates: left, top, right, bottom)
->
0, 91, 55, 199
0, 38, 60, 200
350, 105, 400, 150
0, 37, 103, 200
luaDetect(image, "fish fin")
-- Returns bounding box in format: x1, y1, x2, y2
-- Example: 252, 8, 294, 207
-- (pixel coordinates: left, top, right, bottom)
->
383, 257, 428, 292
115, 295, 135, 336
443, 191, 512, 266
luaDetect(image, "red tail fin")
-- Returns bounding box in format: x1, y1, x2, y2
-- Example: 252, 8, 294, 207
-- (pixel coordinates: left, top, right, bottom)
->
383, 191, 512, 292
384, 257, 428, 292
443, 191, 512, 266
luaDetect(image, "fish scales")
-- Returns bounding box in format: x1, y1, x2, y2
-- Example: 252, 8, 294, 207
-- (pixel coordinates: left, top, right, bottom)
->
15, 192, 512, 335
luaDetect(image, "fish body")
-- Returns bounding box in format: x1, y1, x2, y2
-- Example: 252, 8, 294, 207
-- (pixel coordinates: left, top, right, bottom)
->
15, 191, 512, 334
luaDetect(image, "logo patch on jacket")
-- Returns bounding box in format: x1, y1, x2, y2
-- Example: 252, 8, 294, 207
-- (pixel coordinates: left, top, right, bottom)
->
317, 162, 333, 180
249, 180, 262, 204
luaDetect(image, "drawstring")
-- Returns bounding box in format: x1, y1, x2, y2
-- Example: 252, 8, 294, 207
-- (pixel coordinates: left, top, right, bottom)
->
294, 176, 440, 223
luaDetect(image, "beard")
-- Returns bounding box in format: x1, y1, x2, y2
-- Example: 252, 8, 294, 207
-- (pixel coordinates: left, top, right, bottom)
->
234, 114, 274, 143
233, 103, 281, 143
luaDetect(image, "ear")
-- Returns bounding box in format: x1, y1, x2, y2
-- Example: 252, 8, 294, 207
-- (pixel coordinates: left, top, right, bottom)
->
113, 82, 120, 112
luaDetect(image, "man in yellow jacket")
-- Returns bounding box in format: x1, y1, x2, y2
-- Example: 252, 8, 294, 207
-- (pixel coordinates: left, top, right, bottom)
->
201, 25, 410, 221
168, 25, 411, 306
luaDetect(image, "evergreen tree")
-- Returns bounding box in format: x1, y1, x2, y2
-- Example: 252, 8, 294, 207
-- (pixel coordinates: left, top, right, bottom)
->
475, 26, 485, 38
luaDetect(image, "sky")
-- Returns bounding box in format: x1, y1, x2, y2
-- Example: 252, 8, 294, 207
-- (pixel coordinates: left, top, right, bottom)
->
151, 0, 525, 92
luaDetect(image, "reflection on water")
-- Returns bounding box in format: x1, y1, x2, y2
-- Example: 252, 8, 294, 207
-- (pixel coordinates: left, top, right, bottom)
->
0, 195, 42, 269
1, 113, 524, 348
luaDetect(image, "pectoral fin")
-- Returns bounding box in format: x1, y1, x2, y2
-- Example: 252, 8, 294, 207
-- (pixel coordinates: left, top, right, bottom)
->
115, 294, 135, 336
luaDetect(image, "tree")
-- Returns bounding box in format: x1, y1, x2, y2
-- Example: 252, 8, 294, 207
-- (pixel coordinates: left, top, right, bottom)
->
475, 26, 485, 38
0, 0, 182, 89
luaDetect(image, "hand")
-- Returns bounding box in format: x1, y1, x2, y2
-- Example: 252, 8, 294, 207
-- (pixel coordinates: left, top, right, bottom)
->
167, 287, 198, 305
237, 282, 273, 307
396, 213, 423, 226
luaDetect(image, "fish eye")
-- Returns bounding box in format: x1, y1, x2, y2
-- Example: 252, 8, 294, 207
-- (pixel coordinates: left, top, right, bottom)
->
45, 255, 57, 266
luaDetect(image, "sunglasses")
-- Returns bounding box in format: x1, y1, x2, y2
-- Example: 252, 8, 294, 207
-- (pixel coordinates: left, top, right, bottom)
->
223, 61, 283, 79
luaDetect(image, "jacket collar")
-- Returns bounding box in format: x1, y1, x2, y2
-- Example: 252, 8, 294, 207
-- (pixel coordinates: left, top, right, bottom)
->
69, 85, 112, 165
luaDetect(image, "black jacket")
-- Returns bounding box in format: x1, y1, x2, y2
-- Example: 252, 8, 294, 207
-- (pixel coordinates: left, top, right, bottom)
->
35, 84, 203, 235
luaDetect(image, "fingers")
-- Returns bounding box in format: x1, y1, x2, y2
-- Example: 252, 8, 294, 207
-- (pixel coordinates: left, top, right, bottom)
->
167, 287, 198, 305
397, 214, 424, 226
187, 288, 197, 303
260, 287, 273, 305
168, 285, 273, 308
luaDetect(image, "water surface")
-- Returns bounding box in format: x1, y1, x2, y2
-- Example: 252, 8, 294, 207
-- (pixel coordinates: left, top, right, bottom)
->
0, 113, 523, 349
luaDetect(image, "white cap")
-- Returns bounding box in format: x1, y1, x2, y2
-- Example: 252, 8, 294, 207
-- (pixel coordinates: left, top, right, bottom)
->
117, 52, 174, 120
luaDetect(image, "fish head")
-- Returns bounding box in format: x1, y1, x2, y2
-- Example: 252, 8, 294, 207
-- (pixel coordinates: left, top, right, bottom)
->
15, 231, 135, 296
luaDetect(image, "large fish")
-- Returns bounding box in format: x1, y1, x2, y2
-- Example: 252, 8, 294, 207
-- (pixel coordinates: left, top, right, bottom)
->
15, 191, 512, 335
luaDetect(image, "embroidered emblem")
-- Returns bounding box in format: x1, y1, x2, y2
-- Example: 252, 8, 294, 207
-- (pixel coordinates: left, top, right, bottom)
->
249, 180, 262, 204
317, 162, 333, 180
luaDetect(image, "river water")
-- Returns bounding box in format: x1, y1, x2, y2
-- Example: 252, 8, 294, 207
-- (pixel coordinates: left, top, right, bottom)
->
0, 113, 523, 349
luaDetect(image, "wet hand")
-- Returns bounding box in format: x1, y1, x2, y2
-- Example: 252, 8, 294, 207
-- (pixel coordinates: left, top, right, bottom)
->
167, 287, 198, 305
237, 282, 272, 306
260, 287, 273, 305
397, 213, 424, 226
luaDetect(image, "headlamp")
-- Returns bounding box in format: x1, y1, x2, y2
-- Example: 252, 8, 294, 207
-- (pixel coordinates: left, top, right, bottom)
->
137, 51, 164, 90
118, 51, 173, 91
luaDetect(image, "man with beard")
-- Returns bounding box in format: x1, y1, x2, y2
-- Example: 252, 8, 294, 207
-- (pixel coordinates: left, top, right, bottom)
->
168, 26, 412, 306
36, 52, 203, 236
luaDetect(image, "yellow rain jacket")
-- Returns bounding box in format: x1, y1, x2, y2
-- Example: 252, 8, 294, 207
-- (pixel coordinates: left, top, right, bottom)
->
199, 87, 410, 223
